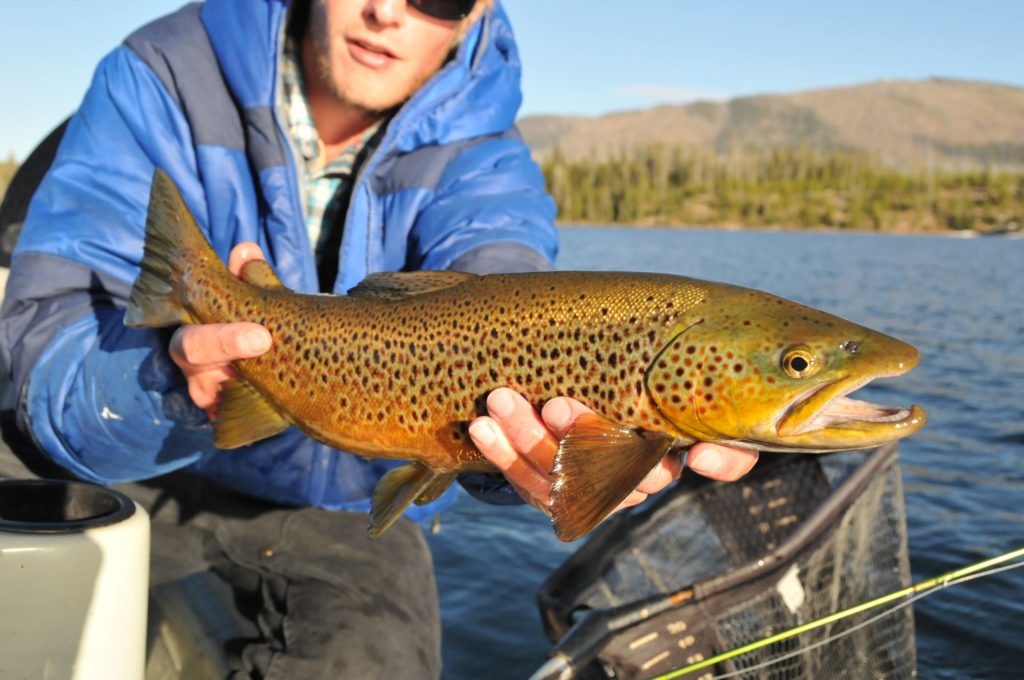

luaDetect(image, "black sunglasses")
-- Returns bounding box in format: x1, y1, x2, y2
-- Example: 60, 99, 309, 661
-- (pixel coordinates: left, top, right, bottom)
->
408, 0, 477, 21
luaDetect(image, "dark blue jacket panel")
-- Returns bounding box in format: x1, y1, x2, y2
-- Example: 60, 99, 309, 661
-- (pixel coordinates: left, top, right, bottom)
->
0, 0, 557, 516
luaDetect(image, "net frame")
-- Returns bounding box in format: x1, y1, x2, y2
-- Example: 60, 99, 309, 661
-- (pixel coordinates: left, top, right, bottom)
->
537, 443, 914, 679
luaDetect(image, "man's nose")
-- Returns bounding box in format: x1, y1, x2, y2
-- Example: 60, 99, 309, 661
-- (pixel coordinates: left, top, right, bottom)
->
365, 0, 407, 27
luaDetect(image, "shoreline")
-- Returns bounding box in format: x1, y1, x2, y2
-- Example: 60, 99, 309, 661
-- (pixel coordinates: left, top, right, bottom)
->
555, 221, 1024, 238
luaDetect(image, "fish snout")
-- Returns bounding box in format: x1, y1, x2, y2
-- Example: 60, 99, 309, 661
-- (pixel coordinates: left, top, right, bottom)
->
841, 333, 920, 377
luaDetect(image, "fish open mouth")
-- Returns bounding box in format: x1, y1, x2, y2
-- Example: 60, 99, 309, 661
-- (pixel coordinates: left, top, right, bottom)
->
777, 378, 925, 439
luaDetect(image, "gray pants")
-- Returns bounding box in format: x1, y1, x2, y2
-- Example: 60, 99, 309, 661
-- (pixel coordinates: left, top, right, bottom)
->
0, 422, 442, 680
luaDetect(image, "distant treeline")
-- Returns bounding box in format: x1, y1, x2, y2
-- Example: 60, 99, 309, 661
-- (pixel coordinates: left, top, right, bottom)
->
541, 145, 1024, 233
3, 148, 1022, 234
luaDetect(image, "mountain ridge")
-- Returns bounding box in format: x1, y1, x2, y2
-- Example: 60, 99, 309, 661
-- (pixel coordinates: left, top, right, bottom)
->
518, 78, 1024, 170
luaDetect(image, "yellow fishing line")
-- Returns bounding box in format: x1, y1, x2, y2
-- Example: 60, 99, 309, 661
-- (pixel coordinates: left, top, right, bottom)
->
652, 547, 1024, 680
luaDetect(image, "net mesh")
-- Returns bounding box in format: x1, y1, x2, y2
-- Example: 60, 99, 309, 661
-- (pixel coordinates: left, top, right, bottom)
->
537, 446, 915, 679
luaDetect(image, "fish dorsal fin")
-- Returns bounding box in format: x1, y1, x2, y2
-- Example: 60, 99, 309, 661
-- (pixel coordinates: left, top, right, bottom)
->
240, 260, 285, 290
550, 412, 677, 542
368, 463, 441, 538
347, 271, 476, 301
213, 378, 292, 449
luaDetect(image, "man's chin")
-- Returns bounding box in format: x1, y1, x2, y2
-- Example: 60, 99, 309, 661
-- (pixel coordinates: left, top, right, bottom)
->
329, 84, 408, 118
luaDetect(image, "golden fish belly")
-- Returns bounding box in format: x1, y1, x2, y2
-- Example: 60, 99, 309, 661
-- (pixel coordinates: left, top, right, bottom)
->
197, 272, 706, 470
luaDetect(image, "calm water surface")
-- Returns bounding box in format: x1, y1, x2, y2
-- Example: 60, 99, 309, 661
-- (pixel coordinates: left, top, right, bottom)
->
424, 227, 1024, 679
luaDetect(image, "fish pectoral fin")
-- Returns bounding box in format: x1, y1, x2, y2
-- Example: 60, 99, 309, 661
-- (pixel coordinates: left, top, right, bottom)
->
369, 463, 440, 538
550, 412, 677, 542
415, 472, 457, 506
347, 271, 476, 301
240, 260, 285, 290
212, 379, 291, 449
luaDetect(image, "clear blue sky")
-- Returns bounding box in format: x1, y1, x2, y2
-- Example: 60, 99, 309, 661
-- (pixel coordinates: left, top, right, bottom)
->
1, 1, 1021, 160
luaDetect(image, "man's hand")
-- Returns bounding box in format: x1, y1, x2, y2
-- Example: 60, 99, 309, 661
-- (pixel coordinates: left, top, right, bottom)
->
169, 242, 271, 417
468, 387, 758, 513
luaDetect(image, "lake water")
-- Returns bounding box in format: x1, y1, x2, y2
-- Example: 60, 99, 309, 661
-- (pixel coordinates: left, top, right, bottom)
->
423, 227, 1024, 679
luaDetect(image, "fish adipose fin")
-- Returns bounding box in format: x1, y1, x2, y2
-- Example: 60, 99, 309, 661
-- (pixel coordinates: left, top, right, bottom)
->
125, 169, 220, 328
213, 379, 291, 448
347, 271, 476, 301
240, 260, 285, 289
369, 463, 443, 538
550, 412, 677, 542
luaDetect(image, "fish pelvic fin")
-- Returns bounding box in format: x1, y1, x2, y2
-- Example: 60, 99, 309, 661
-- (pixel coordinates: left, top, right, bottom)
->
125, 168, 221, 328
369, 463, 443, 538
415, 472, 457, 506
550, 412, 677, 542
213, 378, 291, 448
347, 271, 476, 301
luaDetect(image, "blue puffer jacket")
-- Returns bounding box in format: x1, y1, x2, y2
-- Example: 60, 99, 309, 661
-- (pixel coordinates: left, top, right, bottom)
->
0, 0, 557, 519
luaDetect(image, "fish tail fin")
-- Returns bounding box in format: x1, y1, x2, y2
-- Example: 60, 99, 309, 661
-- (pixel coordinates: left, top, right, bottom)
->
125, 168, 220, 328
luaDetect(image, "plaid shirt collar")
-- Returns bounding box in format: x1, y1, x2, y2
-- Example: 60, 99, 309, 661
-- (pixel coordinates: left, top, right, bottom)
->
279, 33, 383, 180
278, 32, 387, 285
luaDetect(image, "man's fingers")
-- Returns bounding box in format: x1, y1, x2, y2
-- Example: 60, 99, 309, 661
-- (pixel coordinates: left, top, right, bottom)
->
484, 388, 558, 476
187, 365, 238, 411
227, 241, 266, 277
170, 322, 272, 368
688, 443, 759, 481
539, 397, 594, 439
615, 490, 649, 511
468, 415, 551, 508
635, 451, 684, 494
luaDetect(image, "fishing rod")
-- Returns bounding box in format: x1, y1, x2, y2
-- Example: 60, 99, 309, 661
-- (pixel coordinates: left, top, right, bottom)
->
529, 546, 1024, 680
652, 546, 1024, 680
529, 587, 697, 680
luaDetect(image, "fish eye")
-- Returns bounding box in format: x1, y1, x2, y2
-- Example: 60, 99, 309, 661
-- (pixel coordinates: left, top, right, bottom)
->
781, 347, 818, 379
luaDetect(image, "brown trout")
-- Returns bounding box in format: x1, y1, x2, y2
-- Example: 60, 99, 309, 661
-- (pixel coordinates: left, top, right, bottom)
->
126, 170, 926, 541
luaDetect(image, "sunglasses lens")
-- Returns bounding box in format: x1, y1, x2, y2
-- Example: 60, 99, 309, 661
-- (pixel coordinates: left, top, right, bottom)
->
409, 0, 477, 21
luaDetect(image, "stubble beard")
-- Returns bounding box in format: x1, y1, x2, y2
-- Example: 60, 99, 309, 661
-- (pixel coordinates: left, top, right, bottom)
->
306, 13, 456, 119
314, 45, 454, 120
313, 46, 397, 117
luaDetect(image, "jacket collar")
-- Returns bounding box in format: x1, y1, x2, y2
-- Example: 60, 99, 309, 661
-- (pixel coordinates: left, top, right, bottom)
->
201, 0, 523, 159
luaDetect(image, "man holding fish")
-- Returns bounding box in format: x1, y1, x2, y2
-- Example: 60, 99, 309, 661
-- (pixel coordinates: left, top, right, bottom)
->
1, 0, 756, 677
